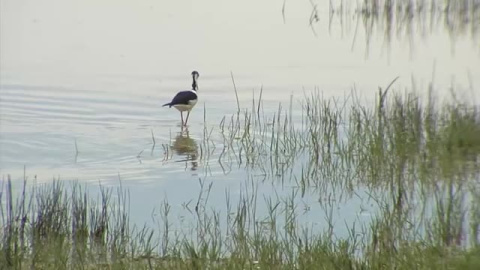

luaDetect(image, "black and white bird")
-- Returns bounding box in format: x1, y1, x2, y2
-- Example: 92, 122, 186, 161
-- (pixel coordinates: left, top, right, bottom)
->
163, 71, 199, 126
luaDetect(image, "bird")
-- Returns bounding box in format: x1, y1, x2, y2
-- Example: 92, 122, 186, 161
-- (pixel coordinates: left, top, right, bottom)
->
163, 71, 199, 126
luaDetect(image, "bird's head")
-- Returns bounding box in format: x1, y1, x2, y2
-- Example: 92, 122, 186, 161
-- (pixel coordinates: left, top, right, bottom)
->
191, 71, 199, 80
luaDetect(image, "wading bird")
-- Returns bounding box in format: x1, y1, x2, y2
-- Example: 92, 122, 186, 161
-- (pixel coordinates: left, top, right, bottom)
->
163, 71, 199, 126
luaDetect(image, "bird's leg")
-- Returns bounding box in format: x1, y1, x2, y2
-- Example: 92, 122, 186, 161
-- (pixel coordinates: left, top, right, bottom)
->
185, 111, 191, 126
180, 111, 184, 126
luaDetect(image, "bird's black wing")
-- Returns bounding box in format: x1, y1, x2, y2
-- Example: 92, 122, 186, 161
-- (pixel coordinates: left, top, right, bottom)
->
163, 90, 198, 107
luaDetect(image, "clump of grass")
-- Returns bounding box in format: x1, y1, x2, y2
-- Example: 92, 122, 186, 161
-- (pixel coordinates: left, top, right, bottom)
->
216, 79, 479, 192
0, 177, 154, 269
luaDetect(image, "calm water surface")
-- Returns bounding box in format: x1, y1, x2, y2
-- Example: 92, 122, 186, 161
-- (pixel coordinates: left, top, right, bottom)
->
1, 0, 479, 234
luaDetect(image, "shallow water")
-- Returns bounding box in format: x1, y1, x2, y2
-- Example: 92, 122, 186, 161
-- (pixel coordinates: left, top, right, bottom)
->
1, 0, 479, 235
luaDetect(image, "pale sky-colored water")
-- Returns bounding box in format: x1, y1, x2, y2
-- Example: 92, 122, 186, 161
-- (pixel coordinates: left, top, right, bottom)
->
2, 0, 478, 91
0, 0, 479, 233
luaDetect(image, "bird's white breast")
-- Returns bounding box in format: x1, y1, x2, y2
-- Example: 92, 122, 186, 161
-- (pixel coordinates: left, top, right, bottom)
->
173, 99, 198, 112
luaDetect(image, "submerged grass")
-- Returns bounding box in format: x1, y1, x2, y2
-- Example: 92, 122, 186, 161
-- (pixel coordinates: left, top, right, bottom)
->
2, 80, 480, 269
322, 0, 480, 56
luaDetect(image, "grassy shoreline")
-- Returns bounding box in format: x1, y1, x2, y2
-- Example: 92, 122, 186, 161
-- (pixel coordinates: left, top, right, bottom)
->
2, 85, 480, 269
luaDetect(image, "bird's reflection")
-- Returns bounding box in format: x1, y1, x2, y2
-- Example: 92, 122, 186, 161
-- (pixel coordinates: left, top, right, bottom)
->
171, 127, 198, 171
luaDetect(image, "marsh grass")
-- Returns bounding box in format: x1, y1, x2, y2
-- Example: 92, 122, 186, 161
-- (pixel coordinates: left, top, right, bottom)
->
322, 0, 480, 56
2, 81, 480, 268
